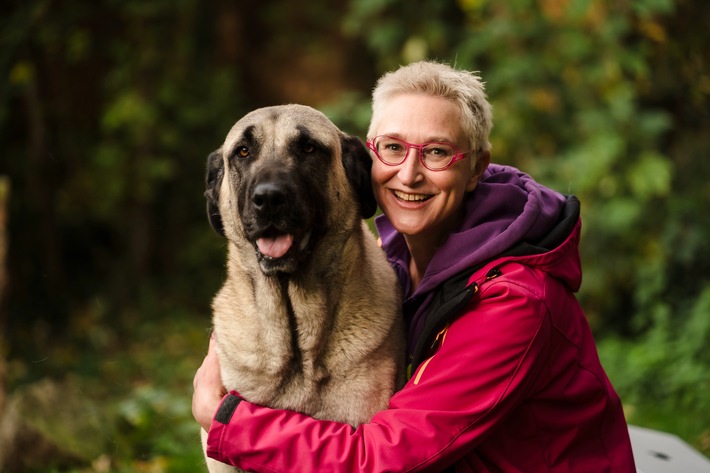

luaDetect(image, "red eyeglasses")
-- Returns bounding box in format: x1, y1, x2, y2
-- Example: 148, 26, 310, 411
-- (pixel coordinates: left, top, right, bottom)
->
366, 135, 473, 171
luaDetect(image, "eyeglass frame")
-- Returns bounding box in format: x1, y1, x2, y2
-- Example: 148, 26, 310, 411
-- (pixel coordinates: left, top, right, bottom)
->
365, 135, 476, 172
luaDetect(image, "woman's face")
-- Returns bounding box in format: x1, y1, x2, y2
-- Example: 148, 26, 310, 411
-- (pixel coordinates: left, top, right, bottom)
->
370, 93, 484, 245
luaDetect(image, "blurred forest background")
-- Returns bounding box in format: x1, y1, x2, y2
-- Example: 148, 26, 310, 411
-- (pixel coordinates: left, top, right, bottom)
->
1, 0, 709, 471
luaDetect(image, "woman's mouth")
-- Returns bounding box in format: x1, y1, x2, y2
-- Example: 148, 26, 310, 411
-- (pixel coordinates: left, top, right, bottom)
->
393, 189, 432, 202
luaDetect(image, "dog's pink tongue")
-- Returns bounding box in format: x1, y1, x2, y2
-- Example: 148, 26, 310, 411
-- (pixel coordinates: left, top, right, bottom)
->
257, 234, 294, 259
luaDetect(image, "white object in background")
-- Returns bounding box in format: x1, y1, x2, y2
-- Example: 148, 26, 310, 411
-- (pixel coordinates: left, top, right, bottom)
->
629, 425, 710, 473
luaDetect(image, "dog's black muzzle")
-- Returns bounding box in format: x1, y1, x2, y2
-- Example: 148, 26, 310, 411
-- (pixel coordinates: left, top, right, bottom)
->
243, 168, 319, 276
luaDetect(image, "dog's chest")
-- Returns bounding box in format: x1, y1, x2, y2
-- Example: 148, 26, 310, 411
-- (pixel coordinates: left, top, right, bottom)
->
213, 278, 343, 410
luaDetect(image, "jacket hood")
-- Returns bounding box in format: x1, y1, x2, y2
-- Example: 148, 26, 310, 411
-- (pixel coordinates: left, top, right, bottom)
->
375, 164, 576, 298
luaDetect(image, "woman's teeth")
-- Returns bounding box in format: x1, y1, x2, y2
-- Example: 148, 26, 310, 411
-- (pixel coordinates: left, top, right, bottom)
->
394, 190, 430, 202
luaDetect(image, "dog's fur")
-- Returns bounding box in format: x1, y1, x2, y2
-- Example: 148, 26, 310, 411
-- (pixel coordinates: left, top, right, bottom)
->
202, 105, 405, 472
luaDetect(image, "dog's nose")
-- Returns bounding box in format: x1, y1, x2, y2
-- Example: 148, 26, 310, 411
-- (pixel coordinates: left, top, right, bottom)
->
252, 182, 287, 215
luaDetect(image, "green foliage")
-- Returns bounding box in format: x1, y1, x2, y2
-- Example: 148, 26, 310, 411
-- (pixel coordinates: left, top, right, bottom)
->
599, 284, 710, 448
4, 306, 209, 472
2, 0, 237, 321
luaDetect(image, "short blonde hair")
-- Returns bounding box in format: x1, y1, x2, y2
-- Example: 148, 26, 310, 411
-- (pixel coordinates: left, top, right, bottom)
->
368, 61, 493, 155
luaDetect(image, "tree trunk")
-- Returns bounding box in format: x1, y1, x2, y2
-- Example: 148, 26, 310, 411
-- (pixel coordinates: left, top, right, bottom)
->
0, 176, 9, 415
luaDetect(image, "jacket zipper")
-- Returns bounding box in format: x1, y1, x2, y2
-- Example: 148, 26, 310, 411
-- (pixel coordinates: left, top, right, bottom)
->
413, 325, 449, 385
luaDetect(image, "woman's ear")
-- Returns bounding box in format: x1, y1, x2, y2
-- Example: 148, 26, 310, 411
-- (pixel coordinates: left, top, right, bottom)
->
466, 150, 491, 192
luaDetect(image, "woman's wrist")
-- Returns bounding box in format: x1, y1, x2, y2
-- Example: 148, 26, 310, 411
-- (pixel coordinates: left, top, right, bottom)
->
192, 337, 229, 431
193, 387, 225, 432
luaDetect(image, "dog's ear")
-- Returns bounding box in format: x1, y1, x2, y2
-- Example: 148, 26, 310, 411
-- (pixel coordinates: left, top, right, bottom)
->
341, 134, 377, 219
205, 149, 225, 237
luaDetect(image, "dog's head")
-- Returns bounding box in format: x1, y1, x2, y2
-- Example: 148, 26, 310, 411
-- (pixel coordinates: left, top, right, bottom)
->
205, 104, 377, 276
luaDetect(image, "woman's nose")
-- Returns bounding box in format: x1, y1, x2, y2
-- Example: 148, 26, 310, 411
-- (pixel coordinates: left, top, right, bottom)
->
397, 147, 425, 185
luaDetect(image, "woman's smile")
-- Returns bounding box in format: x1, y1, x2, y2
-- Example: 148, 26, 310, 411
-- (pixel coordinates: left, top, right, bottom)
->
392, 189, 433, 203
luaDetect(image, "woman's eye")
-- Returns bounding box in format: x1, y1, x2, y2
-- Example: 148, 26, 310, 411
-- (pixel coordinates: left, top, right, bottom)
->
424, 146, 452, 157
235, 146, 249, 158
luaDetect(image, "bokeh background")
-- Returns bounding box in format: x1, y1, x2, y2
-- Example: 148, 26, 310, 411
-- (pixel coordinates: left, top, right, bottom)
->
1, 0, 709, 471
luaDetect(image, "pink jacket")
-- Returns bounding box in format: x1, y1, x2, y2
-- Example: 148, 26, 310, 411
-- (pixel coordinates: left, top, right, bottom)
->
205, 218, 636, 472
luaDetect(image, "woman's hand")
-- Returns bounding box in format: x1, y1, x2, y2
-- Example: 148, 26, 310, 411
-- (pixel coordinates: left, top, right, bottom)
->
192, 336, 227, 432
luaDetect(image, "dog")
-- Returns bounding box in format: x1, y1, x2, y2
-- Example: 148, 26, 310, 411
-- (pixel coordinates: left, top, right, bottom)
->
202, 104, 405, 472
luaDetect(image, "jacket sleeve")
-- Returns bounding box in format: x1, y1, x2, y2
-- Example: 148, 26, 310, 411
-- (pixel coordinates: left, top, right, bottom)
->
206, 269, 553, 472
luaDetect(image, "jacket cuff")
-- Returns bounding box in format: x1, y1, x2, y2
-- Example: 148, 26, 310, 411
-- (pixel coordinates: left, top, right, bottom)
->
215, 391, 242, 424
206, 391, 242, 465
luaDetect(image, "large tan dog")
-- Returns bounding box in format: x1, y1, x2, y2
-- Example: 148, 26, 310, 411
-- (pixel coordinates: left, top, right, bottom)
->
202, 105, 405, 472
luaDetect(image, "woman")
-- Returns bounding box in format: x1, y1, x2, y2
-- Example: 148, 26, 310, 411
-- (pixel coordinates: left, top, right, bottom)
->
193, 61, 636, 472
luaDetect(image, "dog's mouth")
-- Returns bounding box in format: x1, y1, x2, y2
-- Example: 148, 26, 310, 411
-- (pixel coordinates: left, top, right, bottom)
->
254, 227, 311, 263
256, 230, 294, 259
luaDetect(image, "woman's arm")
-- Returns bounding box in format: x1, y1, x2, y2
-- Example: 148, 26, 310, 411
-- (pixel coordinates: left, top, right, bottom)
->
194, 275, 552, 472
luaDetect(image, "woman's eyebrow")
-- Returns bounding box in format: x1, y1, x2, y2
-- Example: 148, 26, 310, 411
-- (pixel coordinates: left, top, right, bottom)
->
425, 137, 457, 143
380, 133, 457, 143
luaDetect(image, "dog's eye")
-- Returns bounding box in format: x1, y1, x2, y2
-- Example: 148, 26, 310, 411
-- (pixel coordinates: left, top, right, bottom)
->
235, 146, 250, 158
303, 143, 315, 153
